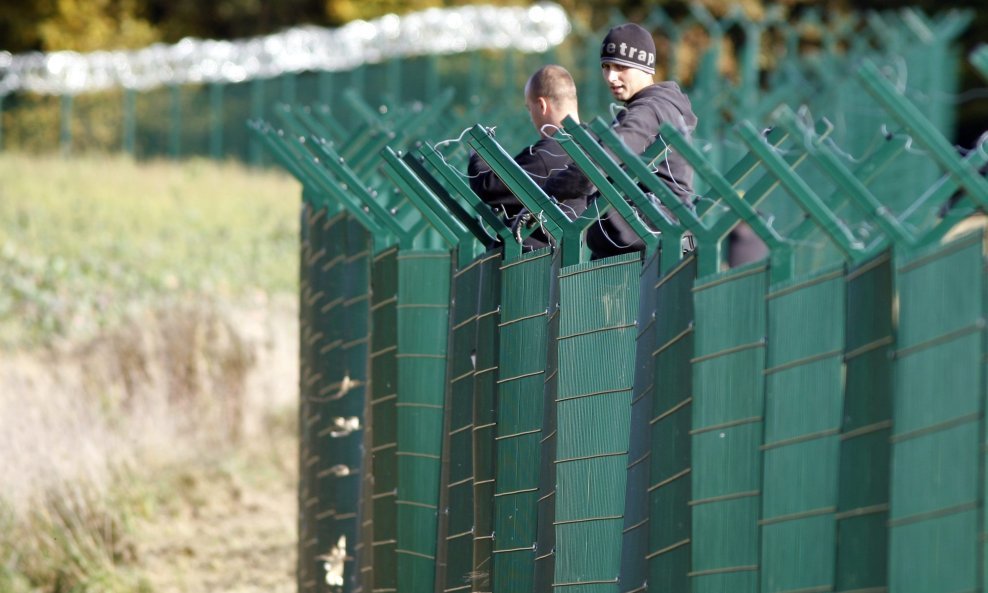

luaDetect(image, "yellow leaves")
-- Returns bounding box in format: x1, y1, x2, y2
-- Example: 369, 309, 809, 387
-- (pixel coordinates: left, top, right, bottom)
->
37, 0, 159, 52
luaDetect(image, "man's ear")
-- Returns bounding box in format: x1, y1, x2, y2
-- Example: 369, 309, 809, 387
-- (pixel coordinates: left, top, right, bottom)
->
538, 97, 550, 115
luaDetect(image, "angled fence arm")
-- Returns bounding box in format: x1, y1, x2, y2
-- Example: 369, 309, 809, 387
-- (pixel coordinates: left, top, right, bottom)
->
773, 106, 916, 248
274, 104, 335, 145
972, 45, 988, 82
586, 118, 702, 233
857, 60, 988, 209
308, 137, 413, 243
414, 143, 516, 248
551, 120, 660, 254
249, 122, 396, 248
916, 148, 988, 243
466, 126, 570, 234
380, 146, 468, 249
737, 121, 862, 260
563, 117, 678, 236
658, 122, 786, 249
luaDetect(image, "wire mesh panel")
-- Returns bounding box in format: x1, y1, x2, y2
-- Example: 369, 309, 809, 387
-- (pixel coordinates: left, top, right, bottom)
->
690, 261, 768, 593
370, 246, 400, 593
472, 252, 502, 591
311, 209, 350, 592
439, 250, 501, 593
890, 231, 986, 593
441, 255, 482, 593
396, 250, 453, 593
645, 254, 696, 593
492, 248, 554, 592
534, 251, 563, 593
761, 264, 846, 593
340, 217, 372, 593
298, 201, 319, 592
619, 251, 661, 593
553, 253, 642, 592
835, 251, 894, 592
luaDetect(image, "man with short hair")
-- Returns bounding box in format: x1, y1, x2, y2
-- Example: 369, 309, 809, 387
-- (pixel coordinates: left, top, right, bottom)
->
468, 64, 581, 224
544, 22, 698, 259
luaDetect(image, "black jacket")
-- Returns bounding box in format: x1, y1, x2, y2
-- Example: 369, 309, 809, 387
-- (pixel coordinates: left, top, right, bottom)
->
468, 135, 573, 220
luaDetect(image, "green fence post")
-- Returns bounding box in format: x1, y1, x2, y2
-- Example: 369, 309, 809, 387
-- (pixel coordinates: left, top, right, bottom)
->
122, 88, 136, 156
169, 84, 182, 159
209, 82, 224, 159
59, 93, 72, 156
249, 79, 265, 166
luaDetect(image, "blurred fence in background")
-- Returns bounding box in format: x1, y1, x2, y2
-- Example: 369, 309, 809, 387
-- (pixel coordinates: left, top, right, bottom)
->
0, 3, 977, 170
244, 3, 988, 591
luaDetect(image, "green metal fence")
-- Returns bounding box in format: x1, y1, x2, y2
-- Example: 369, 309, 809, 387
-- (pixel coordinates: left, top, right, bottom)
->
252, 13, 988, 593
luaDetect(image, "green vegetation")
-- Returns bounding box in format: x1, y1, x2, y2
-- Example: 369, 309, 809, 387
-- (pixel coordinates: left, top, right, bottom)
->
0, 153, 300, 347
0, 152, 301, 593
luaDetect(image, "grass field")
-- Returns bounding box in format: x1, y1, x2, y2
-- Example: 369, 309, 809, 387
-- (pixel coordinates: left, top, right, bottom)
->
0, 153, 300, 347
0, 152, 302, 593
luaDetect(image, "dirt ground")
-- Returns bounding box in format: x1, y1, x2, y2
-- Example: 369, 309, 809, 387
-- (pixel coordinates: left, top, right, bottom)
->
133, 427, 298, 593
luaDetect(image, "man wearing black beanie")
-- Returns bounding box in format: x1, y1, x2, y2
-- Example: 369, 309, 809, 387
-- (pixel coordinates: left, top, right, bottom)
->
543, 22, 698, 259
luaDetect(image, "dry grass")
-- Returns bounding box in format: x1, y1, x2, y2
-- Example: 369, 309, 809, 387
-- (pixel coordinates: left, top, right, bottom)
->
0, 153, 300, 592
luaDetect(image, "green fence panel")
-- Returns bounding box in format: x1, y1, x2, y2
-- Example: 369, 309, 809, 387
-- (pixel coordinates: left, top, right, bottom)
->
644, 254, 697, 593
890, 231, 985, 593
298, 201, 320, 592
761, 265, 846, 593
618, 251, 661, 593
836, 251, 895, 592
396, 250, 452, 592
340, 217, 372, 593
438, 248, 502, 593
553, 253, 642, 592
535, 252, 563, 593
492, 248, 554, 592
370, 246, 400, 593
310, 209, 350, 592
690, 261, 768, 593
471, 251, 502, 591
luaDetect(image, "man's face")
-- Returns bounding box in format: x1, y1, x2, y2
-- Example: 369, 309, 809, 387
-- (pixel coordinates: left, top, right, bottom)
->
601, 62, 652, 102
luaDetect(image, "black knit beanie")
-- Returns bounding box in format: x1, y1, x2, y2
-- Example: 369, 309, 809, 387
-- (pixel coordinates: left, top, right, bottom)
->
600, 23, 656, 75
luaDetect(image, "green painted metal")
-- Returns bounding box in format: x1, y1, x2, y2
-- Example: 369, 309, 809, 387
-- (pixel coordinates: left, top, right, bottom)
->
552, 253, 641, 591
370, 246, 400, 593
890, 232, 985, 593
59, 93, 72, 155
644, 254, 697, 592
534, 251, 562, 593
340, 218, 373, 593
466, 125, 587, 266
690, 261, 768, 593
437, 250, 500, 593
395, 250, 452, 593
550, 119, 661, 255
761, 264, 846, 593
492, 248, 554, 592
836, 251, 894, 593
857, 61, 988, 210
973, 45, 988, 81
618, 251, 661, 593
122, 88, 136, 155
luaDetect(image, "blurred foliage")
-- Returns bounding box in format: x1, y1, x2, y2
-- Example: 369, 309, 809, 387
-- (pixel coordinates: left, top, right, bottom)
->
0, 0, 983, 53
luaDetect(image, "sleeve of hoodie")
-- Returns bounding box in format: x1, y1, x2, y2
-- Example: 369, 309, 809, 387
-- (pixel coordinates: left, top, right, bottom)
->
468, 145, 551, 210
